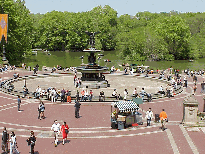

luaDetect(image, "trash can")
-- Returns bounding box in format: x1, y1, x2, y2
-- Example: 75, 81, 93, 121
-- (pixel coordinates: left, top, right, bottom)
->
111, 118, 118, 129
117, 121, 125, 130
134, 112, 143, 125
155, 114, 160, 122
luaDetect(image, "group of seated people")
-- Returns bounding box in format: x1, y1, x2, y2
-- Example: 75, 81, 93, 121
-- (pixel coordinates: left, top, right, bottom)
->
185, 69, 205, 77
80, 89, 93, 101
0, 65, 16, 72
50, 65, 75, 73
34, 86, 72, 103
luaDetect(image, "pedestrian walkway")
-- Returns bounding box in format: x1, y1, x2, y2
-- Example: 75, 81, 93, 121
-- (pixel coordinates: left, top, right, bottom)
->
0, 68, 205, 153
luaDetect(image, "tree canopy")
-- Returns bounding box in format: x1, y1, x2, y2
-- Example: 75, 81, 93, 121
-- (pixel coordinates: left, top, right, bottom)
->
0, 0, 33, 64
1, 1, 205, 65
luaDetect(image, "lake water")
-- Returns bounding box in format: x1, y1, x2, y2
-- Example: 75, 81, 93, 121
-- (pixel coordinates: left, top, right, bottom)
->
24, 51, 205, 71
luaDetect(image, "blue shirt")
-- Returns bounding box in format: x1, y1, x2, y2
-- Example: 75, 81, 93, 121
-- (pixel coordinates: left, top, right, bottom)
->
17, 98, 21, 104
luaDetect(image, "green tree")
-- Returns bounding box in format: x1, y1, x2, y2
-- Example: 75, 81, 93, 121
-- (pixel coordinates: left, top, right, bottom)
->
0, 0, 33, 64
152, 15, 191, 59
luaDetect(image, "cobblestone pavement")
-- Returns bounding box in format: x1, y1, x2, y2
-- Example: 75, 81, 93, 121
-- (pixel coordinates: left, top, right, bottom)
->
0, 69, 205, 154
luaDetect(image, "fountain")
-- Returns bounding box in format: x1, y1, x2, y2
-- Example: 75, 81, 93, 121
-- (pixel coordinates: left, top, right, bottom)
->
76, 32, 110, 89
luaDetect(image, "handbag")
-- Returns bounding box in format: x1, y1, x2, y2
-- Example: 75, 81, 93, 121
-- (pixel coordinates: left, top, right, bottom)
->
65, 129, 69, 134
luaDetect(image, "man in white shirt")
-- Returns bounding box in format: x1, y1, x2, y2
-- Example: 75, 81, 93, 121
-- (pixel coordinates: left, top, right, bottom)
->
51, 120, 61, 147
112, 89, 117, 99
133, 88, 138, 97
35, 86, 41, 98
51, 88, 57, 102
84, 90, 88, 101
159, 86, 165, 95
145, 108, 153, 126
124, 89, 128, 101
140, 88, 146, 101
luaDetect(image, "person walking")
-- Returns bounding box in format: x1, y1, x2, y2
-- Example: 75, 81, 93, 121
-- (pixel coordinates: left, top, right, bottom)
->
9, 131, 19, 154
124, 89, 128, 101
193, 75, 197, 84
193, 83, 197, 95
51, 120, 61, 147
159, 109, 168, 131
17, 96, 21, 112
40, 102, 45, 120
74, 100, 81, 118
26, 131, 36, 154
37, 102, 42, 120
2, 127, 9, 153
145, 108, 153, 126
201, 81, 205, 93
61, 122, 69, 145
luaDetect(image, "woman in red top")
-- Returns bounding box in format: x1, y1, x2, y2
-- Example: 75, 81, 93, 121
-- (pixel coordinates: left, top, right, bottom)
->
61, 122, 69, 145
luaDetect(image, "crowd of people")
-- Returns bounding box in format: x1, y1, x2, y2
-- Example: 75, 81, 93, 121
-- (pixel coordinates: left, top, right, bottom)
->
1, 64, 205, 153
0, 65, 16, 72
34, 86, 73, 103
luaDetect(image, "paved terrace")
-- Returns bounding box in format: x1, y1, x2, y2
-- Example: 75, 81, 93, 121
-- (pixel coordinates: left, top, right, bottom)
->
0, 68, 204, 154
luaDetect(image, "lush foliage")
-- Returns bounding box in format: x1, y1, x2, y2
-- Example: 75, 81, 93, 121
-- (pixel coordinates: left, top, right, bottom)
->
0, 0, 33, 64
1, 1, 205, 64
32, 8, 205, 60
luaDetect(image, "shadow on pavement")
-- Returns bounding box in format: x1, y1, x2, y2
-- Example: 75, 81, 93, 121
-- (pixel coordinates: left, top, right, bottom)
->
58, 140, 71, 145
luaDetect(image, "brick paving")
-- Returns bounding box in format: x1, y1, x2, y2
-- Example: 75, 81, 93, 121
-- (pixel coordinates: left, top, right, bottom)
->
0, 69, 205, 153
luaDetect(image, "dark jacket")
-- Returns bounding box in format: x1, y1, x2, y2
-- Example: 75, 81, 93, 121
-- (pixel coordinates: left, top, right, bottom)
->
74, 101, 81, 109
2, 130, 8, 144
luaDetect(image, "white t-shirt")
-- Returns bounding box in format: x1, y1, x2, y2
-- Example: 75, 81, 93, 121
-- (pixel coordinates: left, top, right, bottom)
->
84, 91, 88, 97
159, 87, 163, 91
10, 135, 16, 145
124, 91, 128, 95
51, 89, 56, 95
146, 111, 153, 119
113, 91, 117, 96
36, 87, 41, 93
51, 123, 61, 132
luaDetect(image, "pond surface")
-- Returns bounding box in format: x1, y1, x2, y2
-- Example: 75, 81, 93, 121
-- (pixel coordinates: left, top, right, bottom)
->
23, 51, 205, 71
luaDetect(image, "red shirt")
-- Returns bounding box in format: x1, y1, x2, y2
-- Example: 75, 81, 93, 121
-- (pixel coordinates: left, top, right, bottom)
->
61, 124, 69, 134
81, 91, 85, 96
